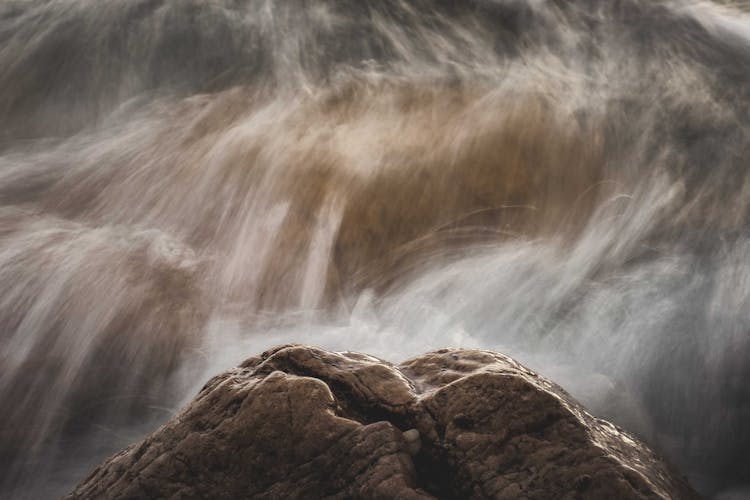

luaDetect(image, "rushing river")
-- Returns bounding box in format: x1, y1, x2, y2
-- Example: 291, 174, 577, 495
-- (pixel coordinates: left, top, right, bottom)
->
1, 0, 749, 497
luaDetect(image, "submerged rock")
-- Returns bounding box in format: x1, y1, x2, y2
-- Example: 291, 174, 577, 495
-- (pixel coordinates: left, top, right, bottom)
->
66, 345, 698, 499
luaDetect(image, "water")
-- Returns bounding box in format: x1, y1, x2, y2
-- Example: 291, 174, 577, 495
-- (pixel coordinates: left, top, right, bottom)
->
1, 0, 749, 497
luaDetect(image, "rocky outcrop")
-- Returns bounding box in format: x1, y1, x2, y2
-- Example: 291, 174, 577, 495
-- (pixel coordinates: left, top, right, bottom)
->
67, 345, 698, 499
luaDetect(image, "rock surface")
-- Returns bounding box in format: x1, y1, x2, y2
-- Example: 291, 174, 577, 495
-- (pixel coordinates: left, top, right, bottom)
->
66, 345, 699, 499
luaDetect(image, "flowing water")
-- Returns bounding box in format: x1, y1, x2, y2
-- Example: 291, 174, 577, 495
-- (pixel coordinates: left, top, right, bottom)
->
1, 0, 749, 497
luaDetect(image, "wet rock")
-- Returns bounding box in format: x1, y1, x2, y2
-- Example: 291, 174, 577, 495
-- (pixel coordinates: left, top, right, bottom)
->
66, 345, 699, 499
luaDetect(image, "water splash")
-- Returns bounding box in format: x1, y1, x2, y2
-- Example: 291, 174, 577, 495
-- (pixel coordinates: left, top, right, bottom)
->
1, 0, 749, 497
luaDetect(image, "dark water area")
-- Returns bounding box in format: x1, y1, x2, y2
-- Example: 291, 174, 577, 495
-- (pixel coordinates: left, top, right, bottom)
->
1, 0, 749, 497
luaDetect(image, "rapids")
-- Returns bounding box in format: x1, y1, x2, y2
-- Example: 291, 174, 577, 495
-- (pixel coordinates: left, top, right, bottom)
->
1, 0, 749, 497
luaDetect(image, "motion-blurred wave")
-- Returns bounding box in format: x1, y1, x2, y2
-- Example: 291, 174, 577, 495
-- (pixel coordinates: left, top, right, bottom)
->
1, 0, 749, 497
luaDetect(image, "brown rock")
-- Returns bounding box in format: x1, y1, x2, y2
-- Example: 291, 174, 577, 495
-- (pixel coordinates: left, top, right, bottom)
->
66, 345, 699, 499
